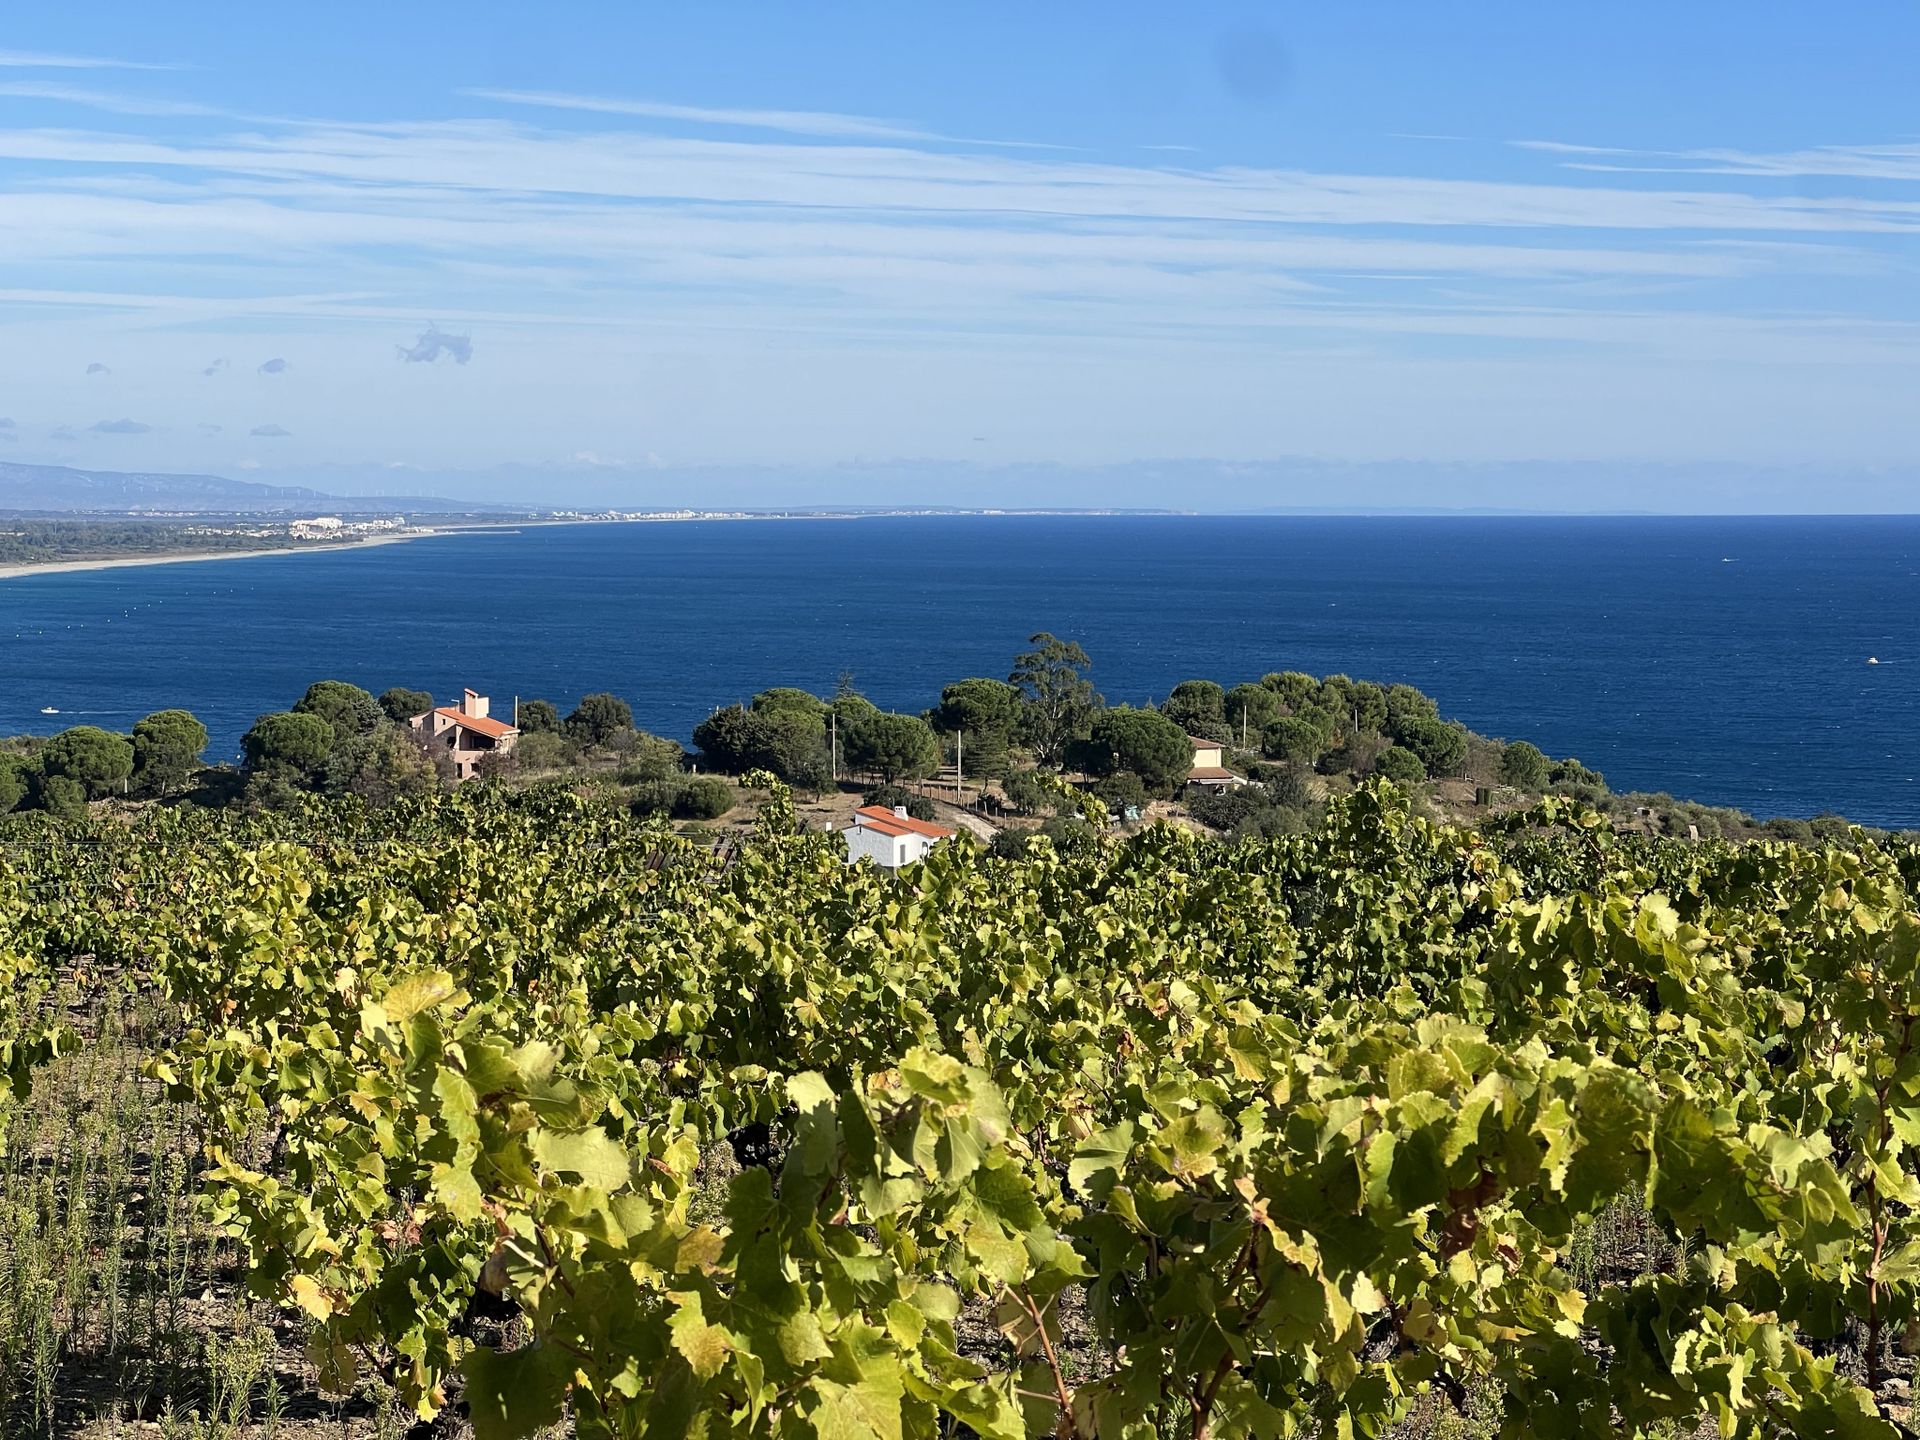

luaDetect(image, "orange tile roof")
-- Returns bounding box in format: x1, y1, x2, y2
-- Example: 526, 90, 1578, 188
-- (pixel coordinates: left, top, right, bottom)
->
852, 804, 955, 839
434, 707, 517, 739
1189, 736, 1223, 749
1189, 766, 1241, 781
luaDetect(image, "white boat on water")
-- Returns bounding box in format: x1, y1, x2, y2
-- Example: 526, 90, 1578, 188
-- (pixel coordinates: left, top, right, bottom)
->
39, 706, 58, 714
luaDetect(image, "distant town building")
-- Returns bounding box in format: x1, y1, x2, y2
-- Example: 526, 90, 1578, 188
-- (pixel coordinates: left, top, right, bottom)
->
410, 689, 520, 781
289, 516, 344, 540
845, 804, 954, 869
1187, 735, 1246, 790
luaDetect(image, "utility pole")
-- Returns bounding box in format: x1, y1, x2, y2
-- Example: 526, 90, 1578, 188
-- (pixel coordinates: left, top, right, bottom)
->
956, 729, 963, 796
829, 709, 838, 784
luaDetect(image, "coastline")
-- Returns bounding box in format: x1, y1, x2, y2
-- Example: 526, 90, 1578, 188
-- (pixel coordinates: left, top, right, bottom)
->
0, 527, 460, 582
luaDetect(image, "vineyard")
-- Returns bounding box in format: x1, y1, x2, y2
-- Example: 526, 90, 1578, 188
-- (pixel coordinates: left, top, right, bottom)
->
3, 781, 1920, 1439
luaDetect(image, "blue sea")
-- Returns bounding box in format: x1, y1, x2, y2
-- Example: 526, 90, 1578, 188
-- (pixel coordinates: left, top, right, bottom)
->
2, 515, 1916, 826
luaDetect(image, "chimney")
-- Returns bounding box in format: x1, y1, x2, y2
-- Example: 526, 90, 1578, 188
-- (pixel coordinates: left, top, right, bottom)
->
892, 805, 908, 819
463, 688, 489, 720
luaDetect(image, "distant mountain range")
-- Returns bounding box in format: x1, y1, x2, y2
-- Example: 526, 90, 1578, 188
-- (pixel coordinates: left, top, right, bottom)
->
0, 461, 516, 514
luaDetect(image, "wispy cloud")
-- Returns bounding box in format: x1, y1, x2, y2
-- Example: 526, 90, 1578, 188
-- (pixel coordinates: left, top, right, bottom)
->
0, 49, 177, 71
89, 417, 150, 434
1516, 137, 1920, 183
0, 90, 1914, 471
85, 360, 109, 375
249, 423, 290, 437
461, 88, 998, 145
0, 81, 215, 116
464, 89, 937, 140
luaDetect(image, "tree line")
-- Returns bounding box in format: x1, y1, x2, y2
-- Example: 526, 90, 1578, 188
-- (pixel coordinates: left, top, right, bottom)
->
1, 634, 1612, 829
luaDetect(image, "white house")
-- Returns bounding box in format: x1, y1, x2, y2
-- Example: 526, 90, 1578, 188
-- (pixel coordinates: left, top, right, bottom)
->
845, 804, 955, 869
409, 689, 520, 781
1187, 735, 1247, 790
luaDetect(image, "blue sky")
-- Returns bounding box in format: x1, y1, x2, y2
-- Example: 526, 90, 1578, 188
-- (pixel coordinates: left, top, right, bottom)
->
1, 4, 1918, 509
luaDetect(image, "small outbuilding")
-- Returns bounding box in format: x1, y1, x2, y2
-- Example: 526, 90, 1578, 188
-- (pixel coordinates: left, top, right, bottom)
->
1187, 735, 1246, 790
845, 804, 955, 869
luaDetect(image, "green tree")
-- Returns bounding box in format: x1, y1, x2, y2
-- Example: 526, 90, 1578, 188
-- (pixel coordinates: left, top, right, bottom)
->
294, 681, 383, 743
378, 687, 434, 724
327, 725, 443, 805
843, 711, 940, 785
242, 711, 335, 778
1085, 707, 1192, 795
863, 784, 937, 821
1292, 699, 1344, 747
1550, 756, 1607, 790
1223, 684, 1279, 743
513, 731, 572, 773
1349, 681, 1389, 735
999, 769, 1053, 816
1384, 683, 1439, 737
931, 678, 1020, 779
131, 709, 208, 797
756, 709, 831, 787
1316, 674, 1357, 717
40, 725, 134, 799
618, 733, 687, 786
1161, 680, 1226, 737
517, 699, 561, 734
1092, 769, 1149, 815
829, 693, 880, 778
36, 773, 88, 821
1499, 740, 1551, 790
692, 706, 760, 774
692, 706, 827, 785
750, 687, 827, 719
566, 692, 633, 746
0, 755, 27, 814
931, 678, 1020, 738
1260, 671, 1317, 707
1261, 716, 1326, 769
1394, 715, 1468, 777
1009, 632, 1100, 766
1373, 745, 1427, 785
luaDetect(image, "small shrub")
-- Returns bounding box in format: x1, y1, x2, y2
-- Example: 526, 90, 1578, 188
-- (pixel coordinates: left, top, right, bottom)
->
864, 784, 935, 821
676, 776, 736, 820
1373, 746, 1426, 785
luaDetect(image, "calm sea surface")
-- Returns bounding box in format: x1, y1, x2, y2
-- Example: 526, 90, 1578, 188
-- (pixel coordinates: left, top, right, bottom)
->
2, 515, 1916, 825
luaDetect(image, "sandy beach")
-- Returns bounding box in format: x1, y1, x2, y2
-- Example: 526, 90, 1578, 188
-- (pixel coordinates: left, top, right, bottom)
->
0, 527, 454, 582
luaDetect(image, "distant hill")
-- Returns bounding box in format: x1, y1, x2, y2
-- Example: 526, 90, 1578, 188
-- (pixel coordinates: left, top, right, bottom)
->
0, 461, 516, 514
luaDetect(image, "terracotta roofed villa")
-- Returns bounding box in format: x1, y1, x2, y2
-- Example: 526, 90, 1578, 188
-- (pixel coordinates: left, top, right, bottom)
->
410, 688, 520, 781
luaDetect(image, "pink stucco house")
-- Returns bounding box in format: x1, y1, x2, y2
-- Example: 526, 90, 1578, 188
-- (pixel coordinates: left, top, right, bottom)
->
410, 689, 520, 781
